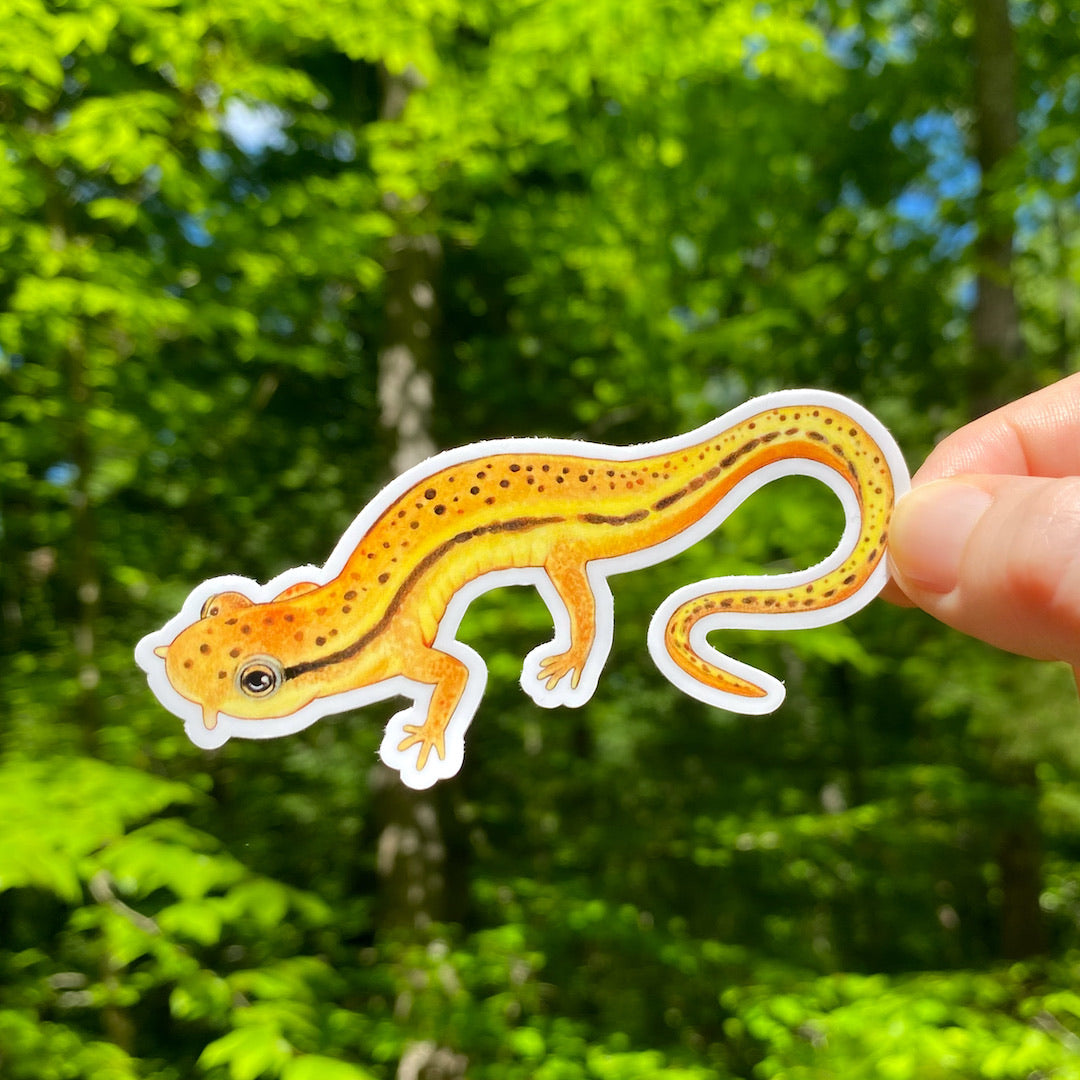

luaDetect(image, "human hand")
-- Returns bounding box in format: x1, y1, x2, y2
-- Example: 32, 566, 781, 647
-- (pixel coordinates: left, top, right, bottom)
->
886, 373, 1080, 686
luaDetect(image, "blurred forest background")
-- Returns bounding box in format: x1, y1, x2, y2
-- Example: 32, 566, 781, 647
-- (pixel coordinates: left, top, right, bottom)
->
3, 0, 1080, 1076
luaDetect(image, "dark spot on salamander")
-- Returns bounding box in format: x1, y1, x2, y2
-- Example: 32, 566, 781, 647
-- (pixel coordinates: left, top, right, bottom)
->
410, 521, 419, 529
183, 659, 193, 669
842, 574, 857, 585
226, 618, 238, 626
424, 488, 436, 499
241, 625, 250, 634
719, 437, 762, 469
510, 464, 521, 472
654, 488, 688, 510
542, 464, 550, 472
579, 475, 588, 482
785, 427, 799, 436
581, 509, 649, 526
378, 573, 390, 584
218, 670, 227, 679
807, 431, 827, 442
342, 605, 351, 614
486, 496, 496, 504
720, 599, 733, 608
499, 479, 510, 488
556, 476, 564, 483
200, 643, 210, 653
316, 636, 326, 646
762, 430, 780, 442
470, 486, 480, 495
344, 590, 356, 600
434, 505, 446, 514
284, 614, 294, 622
230, 647, 240, 658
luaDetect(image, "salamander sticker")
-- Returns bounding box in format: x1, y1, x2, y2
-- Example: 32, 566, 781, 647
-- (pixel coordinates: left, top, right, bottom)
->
136, 390, 910, 789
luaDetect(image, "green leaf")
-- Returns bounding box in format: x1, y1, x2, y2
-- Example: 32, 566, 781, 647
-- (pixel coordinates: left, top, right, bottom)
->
283, 1056, 377, 1080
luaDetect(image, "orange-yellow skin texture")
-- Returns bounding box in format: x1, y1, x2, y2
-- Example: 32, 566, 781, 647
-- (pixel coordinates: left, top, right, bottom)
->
161, 405, 894, 767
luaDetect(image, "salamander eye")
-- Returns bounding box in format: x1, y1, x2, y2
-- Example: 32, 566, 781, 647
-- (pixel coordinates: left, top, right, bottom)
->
201, 596, 221, 619
236, 656, 283, 699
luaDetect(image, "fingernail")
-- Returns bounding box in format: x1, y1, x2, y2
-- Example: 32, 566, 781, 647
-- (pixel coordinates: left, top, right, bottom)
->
890, 481, 993, 593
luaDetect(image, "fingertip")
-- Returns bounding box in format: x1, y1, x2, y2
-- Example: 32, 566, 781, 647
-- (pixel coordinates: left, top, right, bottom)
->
888, 481, 993, 596
888, 474, 1080, 667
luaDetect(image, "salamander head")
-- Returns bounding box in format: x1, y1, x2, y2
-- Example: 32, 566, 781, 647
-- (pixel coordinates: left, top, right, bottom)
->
154, 592, 316, 729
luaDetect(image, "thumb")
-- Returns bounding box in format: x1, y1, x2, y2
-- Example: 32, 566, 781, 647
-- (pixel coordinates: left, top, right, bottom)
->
888, 474, 1080, 670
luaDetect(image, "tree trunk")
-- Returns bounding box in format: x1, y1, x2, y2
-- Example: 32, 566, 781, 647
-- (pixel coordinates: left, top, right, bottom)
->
66, 335, 102, 749
970, 0, 1024, 411
970, 0, 1045, 959
996, 763, 1046, 959
371, 68, 467, 1080
371, 63, 450, 935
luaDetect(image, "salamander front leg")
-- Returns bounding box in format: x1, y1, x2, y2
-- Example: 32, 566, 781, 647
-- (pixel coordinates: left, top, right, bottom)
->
394, 648, 470, 772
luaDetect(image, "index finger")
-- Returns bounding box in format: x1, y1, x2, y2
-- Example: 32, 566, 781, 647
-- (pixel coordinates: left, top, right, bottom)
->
914, 372, 1080, 484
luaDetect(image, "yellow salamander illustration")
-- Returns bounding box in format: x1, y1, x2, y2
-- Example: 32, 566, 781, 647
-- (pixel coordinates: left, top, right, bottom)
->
137, 390, 909, 789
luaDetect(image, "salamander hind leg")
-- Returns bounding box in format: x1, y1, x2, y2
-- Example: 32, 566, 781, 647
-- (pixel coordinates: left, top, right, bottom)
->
521, 550, 613, 710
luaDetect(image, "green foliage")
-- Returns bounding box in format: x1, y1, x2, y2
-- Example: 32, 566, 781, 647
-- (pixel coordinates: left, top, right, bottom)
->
2, 0, 1080, 1076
